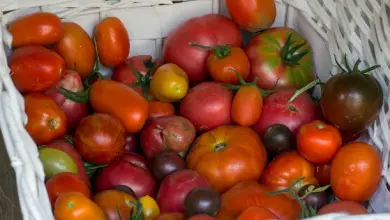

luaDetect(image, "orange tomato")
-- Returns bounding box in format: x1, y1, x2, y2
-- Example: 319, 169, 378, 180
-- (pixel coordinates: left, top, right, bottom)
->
231, 85, 263, 126
54, 192, 107, 220
148, 101, 175, 118
54, 22, 96, 79
330, 142, 381, 202
237, 207, 279, 220
225, 0, 276, 32
317, 201, 368, 215
187, 125, 267, 193
93, 189, 138, 220
8, 12, 63, 47
315, 164, 331, 186
89, 80, 149, 133
95, 17, 130, 67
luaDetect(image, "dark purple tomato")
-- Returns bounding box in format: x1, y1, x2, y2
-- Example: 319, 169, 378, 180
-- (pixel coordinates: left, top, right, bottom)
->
151, 150, 186, 182
263, 124, 295, 156
184, 187, 221, 217
298, 184, 329, 210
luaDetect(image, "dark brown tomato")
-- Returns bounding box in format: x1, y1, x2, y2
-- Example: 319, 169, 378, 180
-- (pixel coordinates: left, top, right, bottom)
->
184, 187, 221, 217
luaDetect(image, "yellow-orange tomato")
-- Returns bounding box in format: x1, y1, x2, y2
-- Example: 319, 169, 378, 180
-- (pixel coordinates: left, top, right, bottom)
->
331, 142, 381, 202
54, 192, 107, 220
140, 195, 160, 219
148, 101, 175, 119
232, 85, 263, 126
93, 189, 138, 220
150, 63, 189, 102
187, 125, 268, 193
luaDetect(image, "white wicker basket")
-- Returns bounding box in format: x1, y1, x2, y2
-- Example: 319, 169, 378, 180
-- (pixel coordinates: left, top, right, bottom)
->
0, 0, 389, 219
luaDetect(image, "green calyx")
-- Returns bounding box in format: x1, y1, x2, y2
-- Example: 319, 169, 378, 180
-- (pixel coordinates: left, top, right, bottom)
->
126, 59, 157, 100
84, 162, 108, 177
281, 33, 310, 66
117, 199, 143, 220
334, 54, 380, 75
189, 42, 231, 59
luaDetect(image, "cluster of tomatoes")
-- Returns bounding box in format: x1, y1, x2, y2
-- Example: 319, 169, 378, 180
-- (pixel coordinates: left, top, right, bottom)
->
6, 0, 385, 219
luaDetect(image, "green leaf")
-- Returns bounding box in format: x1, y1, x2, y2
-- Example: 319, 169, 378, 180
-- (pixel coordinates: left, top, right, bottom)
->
312, 184, 330, 193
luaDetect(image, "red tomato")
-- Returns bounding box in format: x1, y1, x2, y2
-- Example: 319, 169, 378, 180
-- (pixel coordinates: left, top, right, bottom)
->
297, 120, 342, 164
331, 142, 381, 202
188, 215, 217, 220
163, 14, 242, 85
315, 164, 331, 186
93, 189, 138, 220
237, 207, 279, 220
317, 201, 368, 215
25, 93, 67, 145
8, 12, 63, 47
9, 45, 65, 93
95, 17, 130, 67
148, 101, 175, 119
156, 213, 185, 220
46, 172, 91, 207
232, 85, 263, 126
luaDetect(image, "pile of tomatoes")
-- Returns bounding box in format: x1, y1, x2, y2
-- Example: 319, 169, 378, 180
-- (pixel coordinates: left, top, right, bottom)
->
6, 0, 385, 219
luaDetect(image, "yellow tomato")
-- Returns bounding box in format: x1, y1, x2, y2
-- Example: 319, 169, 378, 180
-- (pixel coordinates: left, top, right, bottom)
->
140, 195, 160, 220
150, 63, 189, 102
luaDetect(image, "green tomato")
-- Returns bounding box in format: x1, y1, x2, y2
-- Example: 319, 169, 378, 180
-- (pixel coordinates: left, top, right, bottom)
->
39, 147, 78, 180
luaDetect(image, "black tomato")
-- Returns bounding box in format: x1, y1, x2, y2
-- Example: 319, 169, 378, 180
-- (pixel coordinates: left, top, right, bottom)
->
184, 187, 221, 217
298, 184, 329, 210
263, 124, 294, 156
151, 150, 186, 182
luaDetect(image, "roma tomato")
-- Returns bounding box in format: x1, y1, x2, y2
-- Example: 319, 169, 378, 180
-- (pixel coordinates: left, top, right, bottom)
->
231, 85, 263, 126
260, 151, 318, 191
54, 192, 107, 220
93, 189, 138, 220
317, 201, 368, 215
90, 80, 149, 133
245, 27, 314, 90
330, 142, 381, 202
315, 164, 331, 186
25, 93, 67, 145
140, 195, 160, 219
9, 46, 65, 93
95, 17, 130, 67
8, 12, 63, 47
53, 22, 96, 79
187, 125, 267, 193
46, 172, 91, 207
148, 101, 175, 119
297, 120, 342, 164
237, 207, 279, 220
225, 0, 276, 32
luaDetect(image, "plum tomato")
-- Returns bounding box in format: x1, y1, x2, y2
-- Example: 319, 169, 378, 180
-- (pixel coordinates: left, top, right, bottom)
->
140, 195, 161, 219
39, 148, 78, 180
184, 187, 221, 217
93, 189, 138, 220
231, 85, 263, 126
151, 150, 186, 182
317, 200, 368, 215
263, 124, 295, 156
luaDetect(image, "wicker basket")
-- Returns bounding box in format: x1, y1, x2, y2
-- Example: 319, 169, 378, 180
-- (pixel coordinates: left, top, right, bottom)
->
0, 0, 389, 219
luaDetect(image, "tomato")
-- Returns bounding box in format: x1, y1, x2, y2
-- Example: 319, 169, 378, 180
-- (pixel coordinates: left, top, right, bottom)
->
54, 192, 107, 220
156, 213, 185, 220
89, 80, 149, 133
9, 46, 65, 93
24, 93, 67, 144
237, 207, 279, 220
297, 120, 342, 164
187, 125, 267, 193
93, 189, 138, 220
330, 141, 381, 202
140, 195, 160, 219
188, 215, 217, 220
232, 85, 263, 126
148, 101, 175, 119
46, 172, 90, 207
317, 201, 368, 215
150, 63, 189, 103
225, 0, 276, 32
39, 148, 78, 180
8, 12, 63, 47
218, 181, 300, 220
95, 17, 130, 67
260, 151, 318, 191
53, 22, 96, 79
75, 113, 126, 165
163, 14, 242, 85
245, 27, 314, 90
315, 164, 331, 186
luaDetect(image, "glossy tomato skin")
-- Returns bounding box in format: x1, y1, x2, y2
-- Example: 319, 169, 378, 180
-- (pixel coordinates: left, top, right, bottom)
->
93, 189, 138, 220
330, 142, 381, 202
297, 120, 342, 164
245, 27, 314, 90
25, 93, 67, 145
231, 86, 263, 126
8, 12, 63, 47
90, 80, 149, 133
261, 151, 318, 191
315, 164, 331, 186
237, 207, 279, 220
187, 125, 268, 193
53, 22, 96, 79
156, 213, 185, 220
9, 46, 65, 93
148, 101, 175, 119
163, 14, 242, 85
95, 17, 130, 67
317, 201, 368, 215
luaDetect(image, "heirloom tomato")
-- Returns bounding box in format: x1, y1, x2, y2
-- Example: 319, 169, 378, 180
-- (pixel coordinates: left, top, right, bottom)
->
140, 195, 161, 219
93, 189, 138, 220
39, 148, 78, 180
231, 85, 263, 126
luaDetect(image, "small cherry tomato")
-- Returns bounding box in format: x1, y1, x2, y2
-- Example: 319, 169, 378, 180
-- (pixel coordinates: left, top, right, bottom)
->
297, 120, 342, 164
140, 195, 160, 219
148, 101, 175, 119
315, 164, 331, 186
237, 207, 279, 220
231, 85, 263, 126
318, 201, 368, 215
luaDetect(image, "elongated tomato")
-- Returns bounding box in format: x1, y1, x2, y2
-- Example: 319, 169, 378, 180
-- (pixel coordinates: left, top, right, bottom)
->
90, 80, 148, 133
232, 86, 263, 126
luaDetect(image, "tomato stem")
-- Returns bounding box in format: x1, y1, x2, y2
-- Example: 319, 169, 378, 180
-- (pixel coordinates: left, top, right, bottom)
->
58, 87, 90, 103
188, 42, 231, 59
280, 33, 310, 66
84, 162, 108, 177
126, 59, 156, 100
333, 54, 380, 75
288, 78, 321, 103
214, 142, 226, 152
63, 135, 75, 145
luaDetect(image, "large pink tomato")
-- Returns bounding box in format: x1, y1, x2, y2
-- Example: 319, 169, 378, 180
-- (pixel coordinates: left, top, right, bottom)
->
163, 14, 242, 85
245, 27, 315, 90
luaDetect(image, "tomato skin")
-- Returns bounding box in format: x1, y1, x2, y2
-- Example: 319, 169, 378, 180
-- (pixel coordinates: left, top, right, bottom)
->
148, 101, 175, 119
156, 213, 185, 220
90, 80, 149, 133
8, 12, 63, 47
95, 17, 130, 67
315, 164, 331, 186
317, 201, 368, 215
140, 195, 160, 219
297, 120, 342, 164
232, 86, 263, 126
187, 125, 268, 193
9, 45, 65, 93
53, 22, 96, 79
54, 192, 107, 220
25, 93, 67, 145
93, 189, 138, 220
261, 151, 318, 191
330, 142, 381, 202
237, 207, 279, 220
225, 0, 276, 32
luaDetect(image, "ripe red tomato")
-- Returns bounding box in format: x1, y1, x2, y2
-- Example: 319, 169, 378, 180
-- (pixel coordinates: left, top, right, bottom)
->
156, 213, 185, 220
95, 17, 130, 67
232, 85, 263, 126
188, 215, 217, 220
297, 120, 342, 164
225, 0, 276, 32
93, 189, 138, 220
46, 172, 91, 207
237, 207, 279, 220
315, 164, 331, 186
9, 46, 65, 93
331, 142, 381, 202
317, 201, 368, 215
75, 113, 126, 164
261, 151, 318, 191
24, 93, 67, 145
148, 101, 175, 119
8, 12, 63, 47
